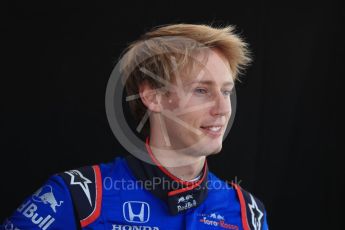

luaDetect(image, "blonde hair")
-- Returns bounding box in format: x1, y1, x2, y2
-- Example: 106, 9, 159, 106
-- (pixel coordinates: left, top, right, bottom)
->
119, 23, 251, 134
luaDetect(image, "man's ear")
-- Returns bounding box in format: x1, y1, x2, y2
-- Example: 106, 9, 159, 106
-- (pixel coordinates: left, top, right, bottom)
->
139, 82, 163, 113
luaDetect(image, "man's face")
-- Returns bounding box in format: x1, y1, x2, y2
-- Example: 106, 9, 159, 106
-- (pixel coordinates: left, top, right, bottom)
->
157, 49, 234, 156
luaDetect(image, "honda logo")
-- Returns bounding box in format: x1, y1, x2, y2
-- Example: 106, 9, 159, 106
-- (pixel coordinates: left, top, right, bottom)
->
123, 201, 150, 223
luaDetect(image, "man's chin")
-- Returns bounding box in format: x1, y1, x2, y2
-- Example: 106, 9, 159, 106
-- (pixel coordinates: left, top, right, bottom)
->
209, 145, 222, 155
196, 135, 223, 154
199, 142, 222, 156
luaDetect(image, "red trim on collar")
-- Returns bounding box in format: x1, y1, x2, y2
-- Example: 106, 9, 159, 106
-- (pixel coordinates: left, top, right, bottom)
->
145, 137, 207, 188
232, 182, 250, 230
80, 165, 102, 227
167, 180, 203, 196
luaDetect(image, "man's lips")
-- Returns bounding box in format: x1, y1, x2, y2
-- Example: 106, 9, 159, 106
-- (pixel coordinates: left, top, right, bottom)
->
200, 125, 223, 137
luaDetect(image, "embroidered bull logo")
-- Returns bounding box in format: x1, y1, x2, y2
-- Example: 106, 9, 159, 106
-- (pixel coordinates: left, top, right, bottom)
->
32, 185, 64, 213
185, 194, 193, 200
177, 197, 186, 203
210, 213, 225, 220
217, 214, 224, 220
177, 194, 194, 204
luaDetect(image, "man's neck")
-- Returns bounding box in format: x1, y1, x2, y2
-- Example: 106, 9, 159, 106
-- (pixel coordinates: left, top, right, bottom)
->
163, 156, 205, 181
148, 137, 205, 181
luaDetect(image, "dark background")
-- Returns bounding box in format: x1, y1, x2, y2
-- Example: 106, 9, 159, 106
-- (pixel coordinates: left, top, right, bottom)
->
2, 2, 343, 229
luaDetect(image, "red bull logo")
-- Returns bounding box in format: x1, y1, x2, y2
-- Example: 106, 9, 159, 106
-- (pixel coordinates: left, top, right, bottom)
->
32, 185, 64, 213
16, 200, 55, 230
13, 185, 63, 230
177, 194, 194, 204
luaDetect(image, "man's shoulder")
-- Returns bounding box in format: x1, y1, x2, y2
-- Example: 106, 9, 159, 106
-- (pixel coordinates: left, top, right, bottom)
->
56, 156, 127, 199
207, 170, 234, 191
207, 172, 268, 229
55, 156, 126, 227
58, 156, 126, 179
207, 171, 266, 207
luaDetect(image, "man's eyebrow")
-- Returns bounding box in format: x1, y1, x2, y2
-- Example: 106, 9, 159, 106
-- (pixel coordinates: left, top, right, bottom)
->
187, 80, 234, 86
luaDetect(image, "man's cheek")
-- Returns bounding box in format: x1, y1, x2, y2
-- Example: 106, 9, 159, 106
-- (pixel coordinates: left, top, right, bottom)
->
163, 97, 180, 111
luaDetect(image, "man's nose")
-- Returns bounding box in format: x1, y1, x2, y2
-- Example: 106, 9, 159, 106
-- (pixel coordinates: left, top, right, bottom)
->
210, 91, 231, 116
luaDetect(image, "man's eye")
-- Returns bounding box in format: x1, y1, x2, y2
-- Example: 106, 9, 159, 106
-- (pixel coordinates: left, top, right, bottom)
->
194, 88, 208, 94
222, 90, 233, 96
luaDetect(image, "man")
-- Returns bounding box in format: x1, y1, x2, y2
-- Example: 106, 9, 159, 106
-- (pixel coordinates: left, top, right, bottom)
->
2, 24, 269, 230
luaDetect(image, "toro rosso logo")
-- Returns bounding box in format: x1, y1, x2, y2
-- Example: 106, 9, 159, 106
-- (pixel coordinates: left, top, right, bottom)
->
32, 185, 63, 213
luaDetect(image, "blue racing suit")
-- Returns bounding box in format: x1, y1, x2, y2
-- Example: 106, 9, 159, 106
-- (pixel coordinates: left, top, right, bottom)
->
2, 140, 269, 230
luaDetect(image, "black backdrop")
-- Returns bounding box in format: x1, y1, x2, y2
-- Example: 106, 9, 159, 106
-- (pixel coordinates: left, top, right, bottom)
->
2, 3, 343, 229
